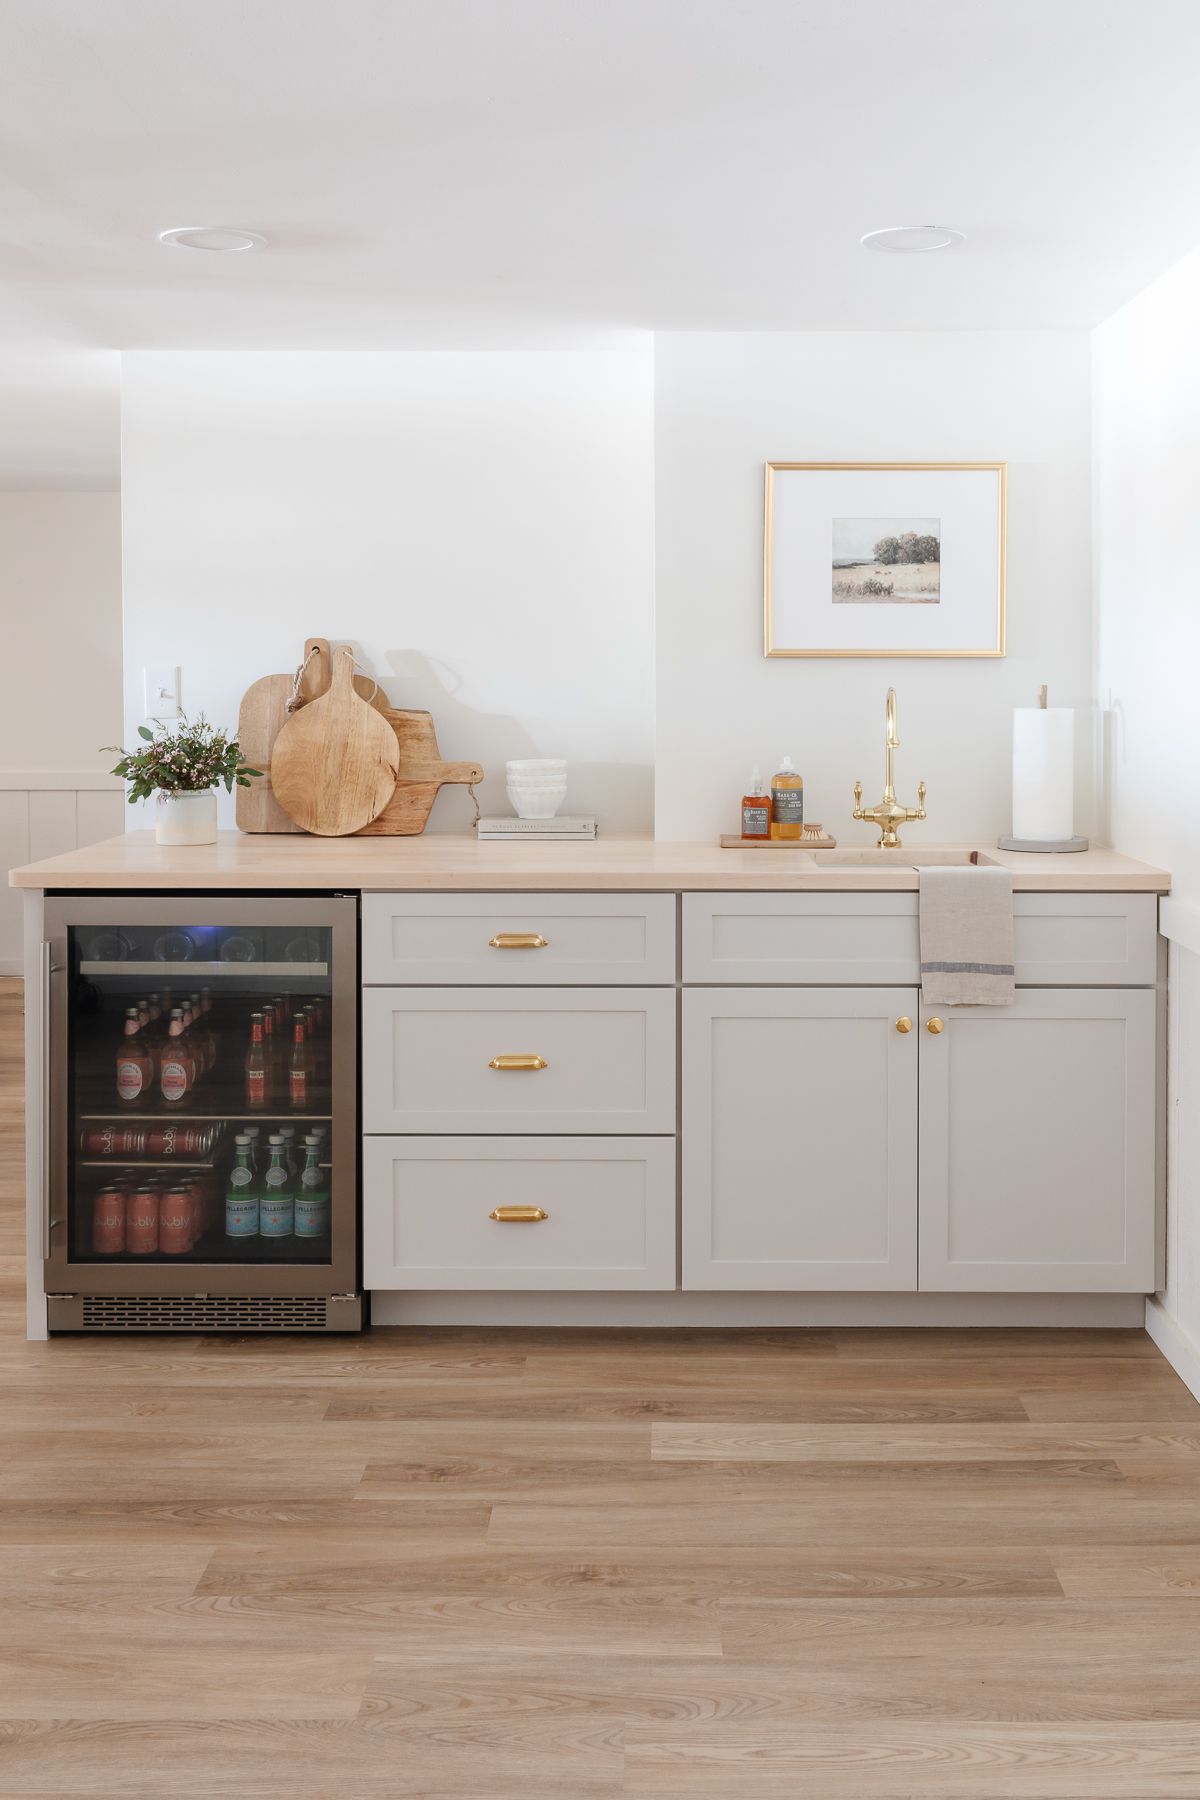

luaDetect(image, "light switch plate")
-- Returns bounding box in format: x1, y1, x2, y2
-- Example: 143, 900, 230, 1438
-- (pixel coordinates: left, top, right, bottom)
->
143, 665, 181, 718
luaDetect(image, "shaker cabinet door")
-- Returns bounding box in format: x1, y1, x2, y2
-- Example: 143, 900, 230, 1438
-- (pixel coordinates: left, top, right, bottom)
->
682, 988, 918, 1290
918, 990, 1159, 1292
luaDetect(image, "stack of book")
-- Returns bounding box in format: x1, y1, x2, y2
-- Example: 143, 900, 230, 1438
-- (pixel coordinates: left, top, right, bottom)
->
477, 816, 597, 841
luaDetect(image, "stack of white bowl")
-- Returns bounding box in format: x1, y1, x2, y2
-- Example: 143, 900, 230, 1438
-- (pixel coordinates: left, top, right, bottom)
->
506, 758, 568, 819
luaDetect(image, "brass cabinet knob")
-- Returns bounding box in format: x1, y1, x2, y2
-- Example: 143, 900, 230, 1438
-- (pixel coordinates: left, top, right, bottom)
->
926, 1017, 945, 1034
895, 1017, 913, 1034
490, 1206, 549, 1223
488, 1053, 548, 1071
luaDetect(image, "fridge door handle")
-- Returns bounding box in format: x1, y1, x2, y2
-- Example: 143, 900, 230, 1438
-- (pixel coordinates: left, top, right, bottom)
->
40, 940, 52, 1259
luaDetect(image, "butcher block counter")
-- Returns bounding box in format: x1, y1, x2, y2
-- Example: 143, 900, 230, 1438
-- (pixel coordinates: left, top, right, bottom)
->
9, 830, 1173, 893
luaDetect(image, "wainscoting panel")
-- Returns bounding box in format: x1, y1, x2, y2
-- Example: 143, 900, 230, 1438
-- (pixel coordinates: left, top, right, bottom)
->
0, 775, 124, 974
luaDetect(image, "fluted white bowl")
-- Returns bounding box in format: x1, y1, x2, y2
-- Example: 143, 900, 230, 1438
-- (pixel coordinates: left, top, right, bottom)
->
507, 781, 568, 820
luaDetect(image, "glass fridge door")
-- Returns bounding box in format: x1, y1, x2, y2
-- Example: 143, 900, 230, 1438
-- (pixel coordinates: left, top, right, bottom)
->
45, 897, 357, 1295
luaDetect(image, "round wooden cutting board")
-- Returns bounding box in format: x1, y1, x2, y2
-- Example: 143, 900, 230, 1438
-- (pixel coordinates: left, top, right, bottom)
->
270, 648, 399, 835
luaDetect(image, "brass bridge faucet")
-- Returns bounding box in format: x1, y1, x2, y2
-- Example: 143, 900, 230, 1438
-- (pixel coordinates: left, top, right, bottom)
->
852, 688, 927, 848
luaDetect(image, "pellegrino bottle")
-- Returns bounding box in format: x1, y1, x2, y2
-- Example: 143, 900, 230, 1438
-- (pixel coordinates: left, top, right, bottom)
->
260, 1134, 295, 1239
225, 1134, 259, 1239
295, 1136, 330, 1239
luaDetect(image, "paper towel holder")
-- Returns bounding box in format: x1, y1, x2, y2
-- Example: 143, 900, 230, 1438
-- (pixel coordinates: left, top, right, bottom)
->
997, 682, 1089, 854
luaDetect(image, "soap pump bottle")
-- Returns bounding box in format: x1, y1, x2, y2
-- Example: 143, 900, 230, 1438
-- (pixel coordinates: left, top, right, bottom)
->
740, 769, 771, 841
770, 756, 804, 840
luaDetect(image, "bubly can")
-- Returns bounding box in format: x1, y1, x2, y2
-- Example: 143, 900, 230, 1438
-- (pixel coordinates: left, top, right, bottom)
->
158, 1185, 194, 1255
126, 1185, 160, 1255
92, 1184, 126, 1255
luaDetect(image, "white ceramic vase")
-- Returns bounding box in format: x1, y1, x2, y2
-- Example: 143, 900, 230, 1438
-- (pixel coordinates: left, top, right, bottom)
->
156, 789, 218, 846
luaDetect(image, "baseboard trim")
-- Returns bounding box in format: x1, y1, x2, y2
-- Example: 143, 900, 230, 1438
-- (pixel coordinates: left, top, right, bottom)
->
370, 1290, 1148, 1328
1145, 1296, 1200, 1401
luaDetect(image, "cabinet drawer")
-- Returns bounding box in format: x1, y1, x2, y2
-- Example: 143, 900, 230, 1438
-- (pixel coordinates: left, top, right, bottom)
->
1012, 894, 1158, 986
362, 893, 676, 985
362, 987, 677, 1133
684, 892, 1158, 986
684, 893, 920, 984
363, 1136, 677, 1290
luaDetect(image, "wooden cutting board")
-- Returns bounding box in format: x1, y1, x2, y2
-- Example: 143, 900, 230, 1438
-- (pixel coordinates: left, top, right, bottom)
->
355, 709, 484, 836
235, 638, 387, 833
270, 647, 400, 835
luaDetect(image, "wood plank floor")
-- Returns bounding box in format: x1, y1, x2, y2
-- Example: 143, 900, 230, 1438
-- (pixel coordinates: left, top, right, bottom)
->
2, 976, 1200, 1795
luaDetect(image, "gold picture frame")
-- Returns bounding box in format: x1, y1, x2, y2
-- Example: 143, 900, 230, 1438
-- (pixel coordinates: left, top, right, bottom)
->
764, 460, 1007, 658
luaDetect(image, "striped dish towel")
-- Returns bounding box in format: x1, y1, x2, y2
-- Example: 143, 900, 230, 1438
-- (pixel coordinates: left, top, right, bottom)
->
919, 867, 1015, 1006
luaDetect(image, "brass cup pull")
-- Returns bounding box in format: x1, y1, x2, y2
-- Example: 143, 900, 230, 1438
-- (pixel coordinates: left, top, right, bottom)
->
490, 1206, 549, 1223
489, 933, 548, 950
895, 1017, 913, 1034
488, 1053, 548, 1071
926, 1017, 945, 1034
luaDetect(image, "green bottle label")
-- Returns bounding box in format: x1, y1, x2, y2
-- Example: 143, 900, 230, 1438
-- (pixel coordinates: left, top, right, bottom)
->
773, 786, 804, 825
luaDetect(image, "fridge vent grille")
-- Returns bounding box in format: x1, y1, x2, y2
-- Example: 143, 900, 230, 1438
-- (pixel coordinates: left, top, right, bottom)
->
81, 1294, 333, 1332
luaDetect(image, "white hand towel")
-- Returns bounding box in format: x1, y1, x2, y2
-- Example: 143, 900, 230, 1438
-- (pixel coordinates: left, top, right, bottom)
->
919, 867, 1015, 1006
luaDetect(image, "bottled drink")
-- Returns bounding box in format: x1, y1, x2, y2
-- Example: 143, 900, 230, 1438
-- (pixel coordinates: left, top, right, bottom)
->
225, 1134, 259, 1238
261, 1005, 279, 1102
289, 1018, 311, 1110
740, 769, 771, 841
769, 755, 804, 841
117, 1008, 155, 1106
245, 1013, 267, 1109
242, 1124, 263, 1176
295, 1136, 330, 1238
277, 1126, 298, 1183
159, 1009, 193, 1106
260, 1134, 294, 1239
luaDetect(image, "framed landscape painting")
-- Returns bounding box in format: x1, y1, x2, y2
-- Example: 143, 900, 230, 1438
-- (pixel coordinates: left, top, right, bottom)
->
764, 461, 1006, 658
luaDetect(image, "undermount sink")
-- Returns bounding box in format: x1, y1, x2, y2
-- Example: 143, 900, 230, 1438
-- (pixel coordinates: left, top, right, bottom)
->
811, 847, 998, 869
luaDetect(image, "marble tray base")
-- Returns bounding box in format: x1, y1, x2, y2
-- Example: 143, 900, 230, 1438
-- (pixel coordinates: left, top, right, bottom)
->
997, 834, 1090, 854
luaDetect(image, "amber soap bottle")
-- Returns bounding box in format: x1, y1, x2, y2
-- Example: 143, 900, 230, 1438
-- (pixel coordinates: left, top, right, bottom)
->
740, 770, 771, 840
770, 756, 804, 840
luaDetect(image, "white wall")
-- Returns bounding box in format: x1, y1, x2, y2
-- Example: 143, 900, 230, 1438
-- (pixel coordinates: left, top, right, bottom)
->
121, 351, 655, 831
1094, 245, 1200, 1379
654, 332, 1095, 842
0, 492, 124, 970
0, 492, 122, 769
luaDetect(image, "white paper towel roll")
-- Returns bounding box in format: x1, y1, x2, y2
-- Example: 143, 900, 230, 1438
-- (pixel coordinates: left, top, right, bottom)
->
1012, 708, 1075, 841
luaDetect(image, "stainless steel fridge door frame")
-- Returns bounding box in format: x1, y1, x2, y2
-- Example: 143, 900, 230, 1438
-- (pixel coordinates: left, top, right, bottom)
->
43, 894, 358, 1299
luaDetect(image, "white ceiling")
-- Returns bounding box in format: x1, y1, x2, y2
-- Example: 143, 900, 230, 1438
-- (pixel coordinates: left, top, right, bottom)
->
3, 0, 1200, 479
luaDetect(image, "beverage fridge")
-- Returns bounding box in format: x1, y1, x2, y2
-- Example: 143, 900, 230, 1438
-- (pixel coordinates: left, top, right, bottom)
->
41, 895, 361, 1331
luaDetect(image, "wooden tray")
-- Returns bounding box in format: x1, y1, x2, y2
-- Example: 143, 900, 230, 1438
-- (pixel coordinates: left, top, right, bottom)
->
720, 829, 837, 849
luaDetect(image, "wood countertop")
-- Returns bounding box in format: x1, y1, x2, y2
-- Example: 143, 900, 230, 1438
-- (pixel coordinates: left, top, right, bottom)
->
9, 830, 1171, 892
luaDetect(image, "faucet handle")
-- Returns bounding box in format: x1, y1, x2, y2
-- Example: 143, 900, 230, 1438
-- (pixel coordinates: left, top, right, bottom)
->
909, 780, 927, 823
852, 780, 864, 820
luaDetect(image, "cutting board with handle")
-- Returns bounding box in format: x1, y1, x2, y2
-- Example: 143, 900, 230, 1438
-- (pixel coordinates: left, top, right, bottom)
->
269, 647, 400, 836
235, 638, 386, 833
355, 709, 484, 836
